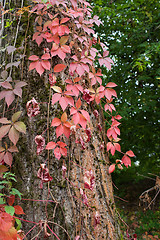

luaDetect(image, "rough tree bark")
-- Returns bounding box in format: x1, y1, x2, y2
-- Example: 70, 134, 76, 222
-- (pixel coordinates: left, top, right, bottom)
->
0, 0, 121, 239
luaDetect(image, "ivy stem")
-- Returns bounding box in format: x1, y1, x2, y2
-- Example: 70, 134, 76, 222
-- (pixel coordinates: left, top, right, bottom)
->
47, 224, 61, 240
22, 224, 38, 240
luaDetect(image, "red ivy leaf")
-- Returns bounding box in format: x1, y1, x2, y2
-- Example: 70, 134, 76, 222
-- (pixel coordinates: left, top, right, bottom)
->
108, 164, 115, 174
5, 91, 15, 107
60, 146, 67, 157
41, 60, 51, 70
0, 212, 13, 232
54, 147, 61, 160
56, 124, 64, 138
0, 125, 11, 139
126, 150, 135, 157
122, 155, 131, 168
114, 143, 121, 152
59, 96, 69, 111
51, 118, 61, 127
8, 145, 18, 153
54, 64, 66, 72
60, 17, 70, 24
7, 195, 15, 206
1, 81, 12, 89
52, 93, 61, 105
0, 165, 8, 174
29, 61, 37, 71
4, 152, 13, 166
107, 142, 115, 156
14, 205, 25, 215
13, 87, 22, 97
80, 110, 90, 122
35, 61, 44, 76
57, 141, 67, 148
106, 82, 117, 88
41, 53, 50, 60
76, 98, 81, 109
8, 126, 19, 145
28, 55, 39, 61
46, 141, 57, 149
115, 115, 122, 120
0, 118, 11, 124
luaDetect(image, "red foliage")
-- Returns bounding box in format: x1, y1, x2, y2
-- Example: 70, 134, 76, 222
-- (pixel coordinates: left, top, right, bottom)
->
29, 53, 51, 75
49, 74, 56, 86
14, 205, 25, 215
84, 170, 95, 191
46, 141, 67, 160
47, 17, 70, 36
51, 112, 71, 138
26, 97, 40, 118
37, 164, 53, 189
35, 135, 45, 155
0, 210, 18, 240
7, 195, 15, 206
52, 86, 74, 111
108, 164, 115, 174
70, 98, 90, 128
0, 81, 27, 107
66, 78, 83, 97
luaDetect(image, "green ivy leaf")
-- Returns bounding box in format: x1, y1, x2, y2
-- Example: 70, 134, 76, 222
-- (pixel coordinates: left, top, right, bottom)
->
12, 111, 22, 122
14, 121, 26, 134
0, 180, 10, 185
10, 188, 22, 199
5, 205, 15, 216
8, 177, 17, 182
4, 172, 15, 178
15, 218, 22, 230
0, 197, 5, 204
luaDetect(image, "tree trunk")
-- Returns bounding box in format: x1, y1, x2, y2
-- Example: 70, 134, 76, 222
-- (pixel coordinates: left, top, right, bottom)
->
1, 0, 121, 239
14, 99, 121, 239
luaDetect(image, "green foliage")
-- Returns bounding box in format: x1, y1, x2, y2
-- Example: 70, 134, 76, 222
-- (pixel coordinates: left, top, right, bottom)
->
5, 20, 13, 28
5, 205, 15, 216
117, 206, 160, 240
15, 218, 22, 231
135, 210, 160, 238
0, 171, 22, 204
92, 0, 160, 181
9, 188, 22, 199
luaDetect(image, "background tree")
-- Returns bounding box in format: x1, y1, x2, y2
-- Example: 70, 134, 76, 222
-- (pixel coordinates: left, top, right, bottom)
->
92, 0, 160, 183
